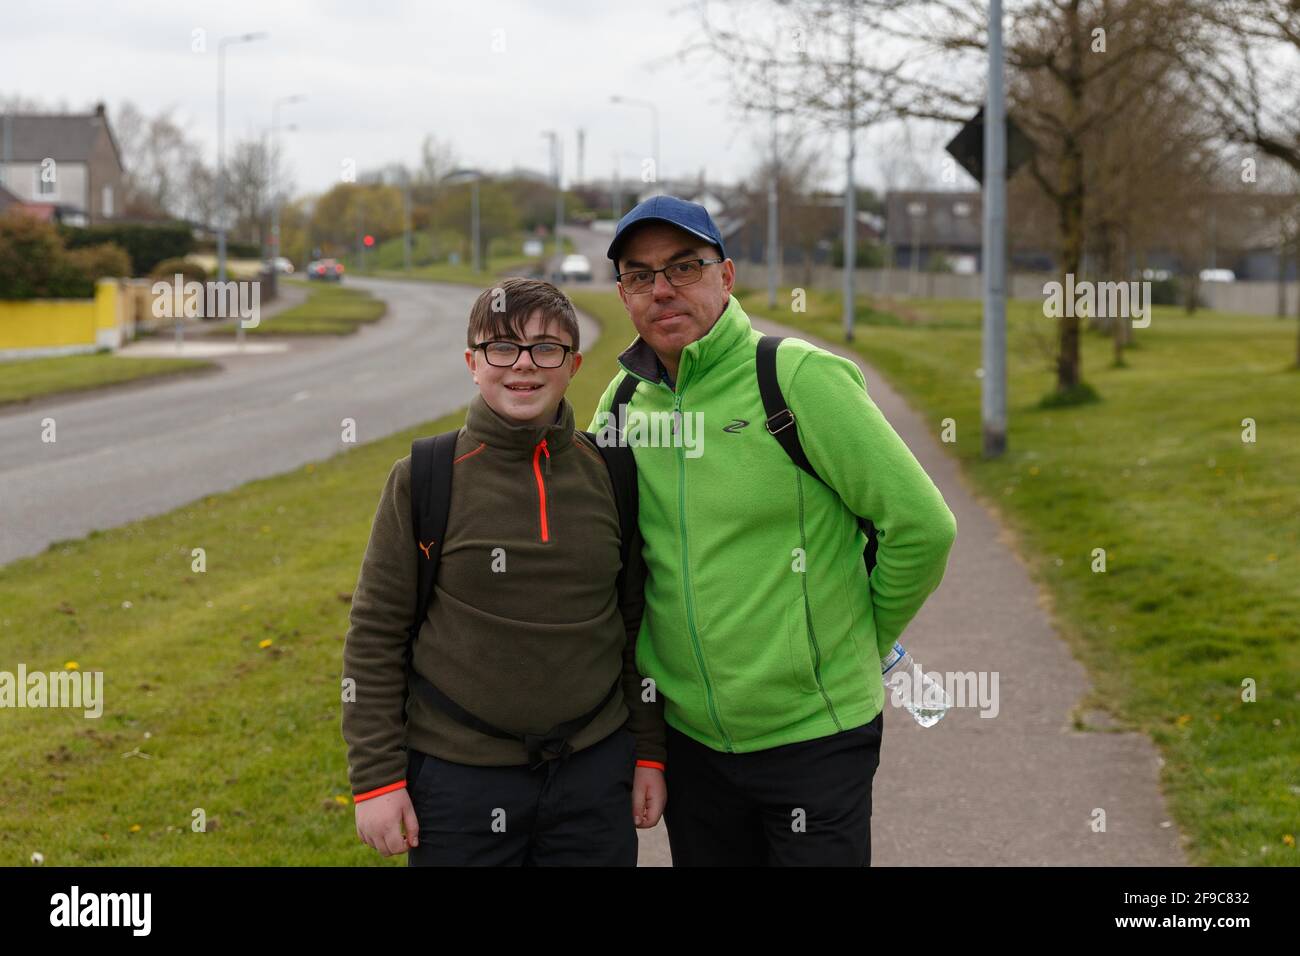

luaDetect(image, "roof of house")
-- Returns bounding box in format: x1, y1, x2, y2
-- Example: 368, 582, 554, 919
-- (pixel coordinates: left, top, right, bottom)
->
0, 182, 23, 209
0, 104, 122, 169
885, 190, 982, 248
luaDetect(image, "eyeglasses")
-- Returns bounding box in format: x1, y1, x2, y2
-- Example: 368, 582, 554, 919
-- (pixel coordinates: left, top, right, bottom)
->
616, 257, 724, 294
474, 340, 574, 368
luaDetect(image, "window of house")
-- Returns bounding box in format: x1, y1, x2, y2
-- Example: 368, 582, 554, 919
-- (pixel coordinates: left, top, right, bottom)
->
36, 169, 56, 196
102, 184, 114, 217
953, 202, 972, 217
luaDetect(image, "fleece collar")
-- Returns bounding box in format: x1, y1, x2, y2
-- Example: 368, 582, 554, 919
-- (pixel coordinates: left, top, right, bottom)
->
616, 294, 752, 390
463, 391, 575, 459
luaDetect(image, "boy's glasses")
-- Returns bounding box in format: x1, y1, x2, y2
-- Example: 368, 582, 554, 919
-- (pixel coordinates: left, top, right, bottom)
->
474, 340, 574, 368
616, 257, 724, 294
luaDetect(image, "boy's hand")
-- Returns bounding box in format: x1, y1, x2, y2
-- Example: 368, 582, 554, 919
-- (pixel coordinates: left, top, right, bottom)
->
631, 766, 666, 828
355, 788, 419, 856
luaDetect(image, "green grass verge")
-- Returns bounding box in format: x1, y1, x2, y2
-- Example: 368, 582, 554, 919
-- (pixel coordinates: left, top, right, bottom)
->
0, 289, 632, 865
734, 284, 1300, 867
0, 352, 217, 407
207, 283, 386, 337
358, 234, 575, 286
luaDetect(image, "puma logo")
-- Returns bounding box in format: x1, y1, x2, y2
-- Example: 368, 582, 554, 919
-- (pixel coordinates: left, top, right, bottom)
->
418, 539, 436, 559
722, 419, 750, 433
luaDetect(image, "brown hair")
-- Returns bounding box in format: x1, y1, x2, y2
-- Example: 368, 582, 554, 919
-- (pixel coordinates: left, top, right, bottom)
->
466, 277, 580, 352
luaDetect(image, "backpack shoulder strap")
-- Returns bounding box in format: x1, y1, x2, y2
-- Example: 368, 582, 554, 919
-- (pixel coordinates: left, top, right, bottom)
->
580, 430, 638, 597
408, 429, 460, 641
755, 335, 880, 575
610, 372, 641, 441
757, 335, 822, 483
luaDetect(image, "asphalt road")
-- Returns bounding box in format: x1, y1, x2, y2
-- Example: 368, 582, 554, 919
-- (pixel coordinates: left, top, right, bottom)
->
0, 277, 598, 568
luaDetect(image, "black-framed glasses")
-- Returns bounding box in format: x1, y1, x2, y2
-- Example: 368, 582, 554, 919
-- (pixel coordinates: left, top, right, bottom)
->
474, 340, 575, 368
616, 257, 724, 294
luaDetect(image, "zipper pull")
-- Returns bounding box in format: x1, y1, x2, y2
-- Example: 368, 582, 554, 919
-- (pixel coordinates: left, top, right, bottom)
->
540, 438, 551, 475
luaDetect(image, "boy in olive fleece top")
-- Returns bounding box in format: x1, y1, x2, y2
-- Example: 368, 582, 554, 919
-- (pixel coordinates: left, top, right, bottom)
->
342, 278, 666, 866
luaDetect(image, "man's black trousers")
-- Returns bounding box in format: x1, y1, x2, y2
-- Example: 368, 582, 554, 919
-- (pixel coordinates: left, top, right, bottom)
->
663, 711, 884, 866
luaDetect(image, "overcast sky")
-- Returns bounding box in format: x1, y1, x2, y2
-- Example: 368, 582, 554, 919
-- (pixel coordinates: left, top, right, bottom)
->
3, 0, 965, 199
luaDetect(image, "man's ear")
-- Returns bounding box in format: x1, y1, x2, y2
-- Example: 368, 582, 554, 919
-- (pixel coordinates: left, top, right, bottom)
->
721, 257, 736, 296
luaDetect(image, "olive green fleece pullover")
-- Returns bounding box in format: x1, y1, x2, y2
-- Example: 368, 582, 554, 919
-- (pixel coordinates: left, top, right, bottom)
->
341, 391, 666, 800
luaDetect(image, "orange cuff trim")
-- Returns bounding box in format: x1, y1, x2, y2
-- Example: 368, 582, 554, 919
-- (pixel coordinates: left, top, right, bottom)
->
636, 759, 666, 771
353, 779, 407, 802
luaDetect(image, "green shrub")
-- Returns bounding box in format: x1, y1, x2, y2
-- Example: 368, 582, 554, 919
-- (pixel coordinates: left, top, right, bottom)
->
0, 213, 132, 298
60, 222, 194, 275
150, 257, 209, 283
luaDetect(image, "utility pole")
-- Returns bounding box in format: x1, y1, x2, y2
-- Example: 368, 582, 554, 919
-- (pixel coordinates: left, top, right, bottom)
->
216, 31, 267, 287
982, 0, 1008, 458
541, 131, 563, 274
270, 94, 305, 270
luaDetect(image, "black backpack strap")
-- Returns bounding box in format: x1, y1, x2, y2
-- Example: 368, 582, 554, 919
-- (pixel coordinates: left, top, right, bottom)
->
756, 335, 880, 575
408, 430, 460, 643
406, 427, 623, 770
581, 430, 638, 600
757, 335, 821, 482
610, 373, 640, 443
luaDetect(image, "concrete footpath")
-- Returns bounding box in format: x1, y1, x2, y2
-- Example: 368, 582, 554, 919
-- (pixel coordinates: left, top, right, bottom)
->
629, 309, 1188, 868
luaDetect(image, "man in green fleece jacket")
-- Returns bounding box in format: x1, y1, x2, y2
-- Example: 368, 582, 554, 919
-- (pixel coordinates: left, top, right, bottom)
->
342, 278, 666, 865
588, 196, 958, 866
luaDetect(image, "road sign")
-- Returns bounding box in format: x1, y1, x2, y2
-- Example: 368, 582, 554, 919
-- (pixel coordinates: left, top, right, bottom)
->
945, 108, 1034, 185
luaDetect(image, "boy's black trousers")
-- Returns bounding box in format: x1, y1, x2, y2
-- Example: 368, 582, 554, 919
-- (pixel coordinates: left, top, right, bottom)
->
405, 724, 638, 866
662, 711, 884, 866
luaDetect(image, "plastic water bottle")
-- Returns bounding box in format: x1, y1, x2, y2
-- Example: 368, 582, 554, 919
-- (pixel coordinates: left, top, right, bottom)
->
880, 642, 950, 727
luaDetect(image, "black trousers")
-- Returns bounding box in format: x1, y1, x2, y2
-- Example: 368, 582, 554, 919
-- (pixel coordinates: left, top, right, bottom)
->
405, 725, 638, 866
663, 711, 884, 866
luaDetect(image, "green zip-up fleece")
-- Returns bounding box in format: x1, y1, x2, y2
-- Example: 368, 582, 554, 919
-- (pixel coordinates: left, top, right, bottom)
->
587, 294, 957, 754
341, 391, 666, 800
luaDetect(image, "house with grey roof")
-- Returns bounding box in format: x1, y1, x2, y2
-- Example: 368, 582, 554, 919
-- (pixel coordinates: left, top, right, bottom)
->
0, 102, 124, 225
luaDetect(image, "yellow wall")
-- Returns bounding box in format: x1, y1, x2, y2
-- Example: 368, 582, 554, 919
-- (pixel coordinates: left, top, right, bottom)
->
0, 281, 120, 350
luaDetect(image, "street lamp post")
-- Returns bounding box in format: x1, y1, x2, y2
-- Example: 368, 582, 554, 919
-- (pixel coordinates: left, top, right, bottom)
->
610, 96, 660, 193
443, 169, 483, 273
270, 94, 306, 267
541, 132, 563, 275
216, 31, 267, 287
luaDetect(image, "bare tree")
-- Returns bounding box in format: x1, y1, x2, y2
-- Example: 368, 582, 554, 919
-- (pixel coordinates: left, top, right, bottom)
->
876, 0, 1203, 397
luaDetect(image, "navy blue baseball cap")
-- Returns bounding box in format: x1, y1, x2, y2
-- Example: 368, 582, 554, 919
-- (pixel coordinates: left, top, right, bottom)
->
607, 195, 726, 264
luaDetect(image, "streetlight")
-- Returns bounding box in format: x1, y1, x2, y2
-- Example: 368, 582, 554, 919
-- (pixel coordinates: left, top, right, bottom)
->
443, 168, 483, 273
610, 95, 660, 194
270, 94, 306, 265
216, 31, 268, 286
540, 131, 563, 274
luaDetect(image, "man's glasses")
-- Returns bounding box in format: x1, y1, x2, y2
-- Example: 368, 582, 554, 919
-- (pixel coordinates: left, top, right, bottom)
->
616, 257, 724, 294
474, 340, 574, 368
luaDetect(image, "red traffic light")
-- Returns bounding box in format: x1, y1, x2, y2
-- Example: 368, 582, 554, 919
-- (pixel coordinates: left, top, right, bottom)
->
363, 234, 375, 247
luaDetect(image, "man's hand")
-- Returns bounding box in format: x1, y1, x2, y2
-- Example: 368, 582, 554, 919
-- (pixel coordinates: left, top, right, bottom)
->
355, 788, 419, 856
632, 766, 666, 828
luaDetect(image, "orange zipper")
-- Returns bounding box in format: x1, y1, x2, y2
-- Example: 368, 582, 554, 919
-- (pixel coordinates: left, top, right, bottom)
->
532, 439, 550, 541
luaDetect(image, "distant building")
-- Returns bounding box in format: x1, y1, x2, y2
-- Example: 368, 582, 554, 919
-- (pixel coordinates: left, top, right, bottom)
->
0, 102, 124, 225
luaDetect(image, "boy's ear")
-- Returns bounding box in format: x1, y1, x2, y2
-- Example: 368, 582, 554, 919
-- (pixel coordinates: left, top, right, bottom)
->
464, 348, 479, 383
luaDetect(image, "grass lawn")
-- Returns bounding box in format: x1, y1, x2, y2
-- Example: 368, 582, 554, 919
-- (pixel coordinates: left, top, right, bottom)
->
359, 234, 575, 285
734, 284, 1300, 867
0, 352, 217, 408
207, 283, 386, 336
0, 290, 631, 865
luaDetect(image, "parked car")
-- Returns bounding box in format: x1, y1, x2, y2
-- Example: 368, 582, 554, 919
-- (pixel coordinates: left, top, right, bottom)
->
307, 259, 344, 282
1199, 268, 1236, 283
560, 253, 592, 282
267, 256, 295, 274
